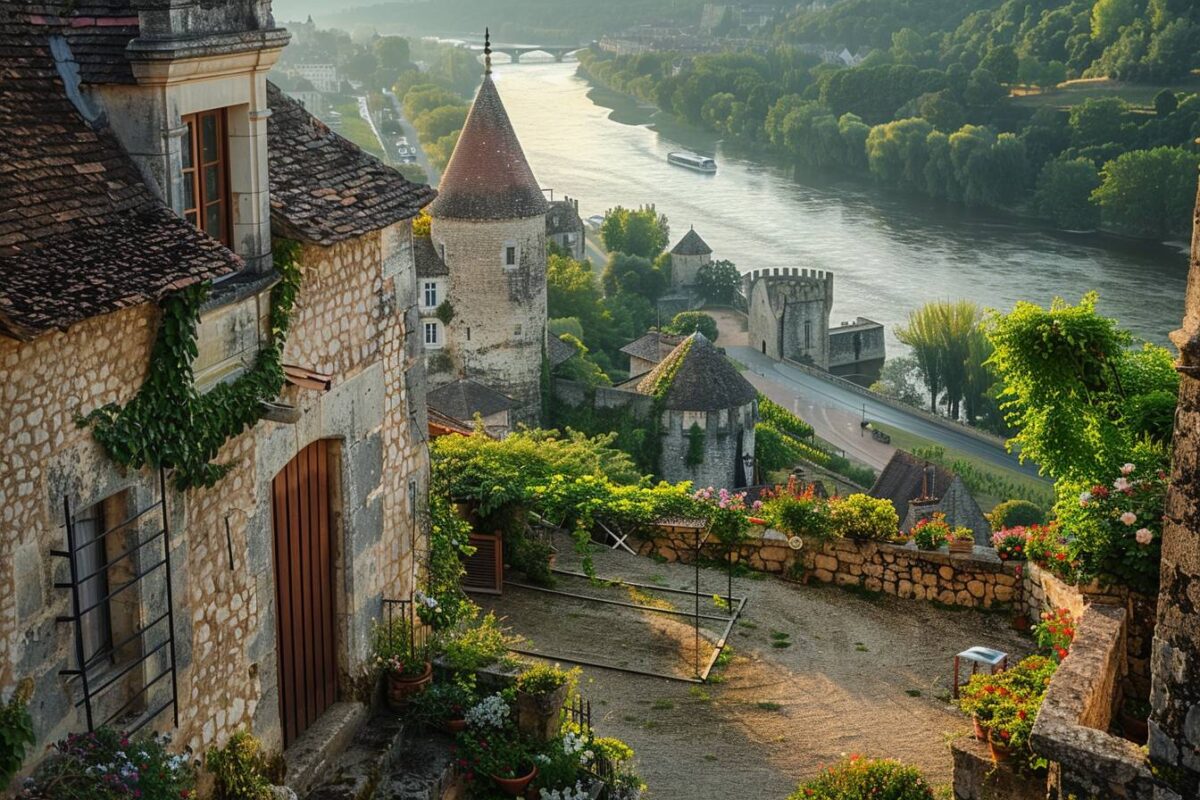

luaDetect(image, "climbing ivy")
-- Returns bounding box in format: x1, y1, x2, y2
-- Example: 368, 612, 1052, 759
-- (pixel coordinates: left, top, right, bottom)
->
686, 422, 706, 466
0, 680, 34, 787
80, 240, 304, 490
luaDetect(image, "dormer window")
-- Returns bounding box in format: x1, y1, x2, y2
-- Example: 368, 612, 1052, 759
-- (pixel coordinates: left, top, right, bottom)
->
182, 109, 231, 246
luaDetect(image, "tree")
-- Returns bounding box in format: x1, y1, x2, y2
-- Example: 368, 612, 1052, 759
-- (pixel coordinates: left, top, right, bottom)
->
601, 252, 669, 302
547, 254, 603, 322
870, 355, 924, 408
600, 206, 670, 259
1069, 97, 1131, 148
695, 259, 741, 305
1034, 158, 1102, 230
895, 300, 986, 419
980, 45, 1019, 83
373, 36, 411, 74
1092, 146, 1200, 238
1155, 88, 1180, 117
1091, 0, 1142, 44
663, 312, 718, 341
413, 105, 467, 144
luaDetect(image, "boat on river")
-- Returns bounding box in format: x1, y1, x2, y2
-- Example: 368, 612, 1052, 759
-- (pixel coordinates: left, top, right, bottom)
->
667, 151, 717, 173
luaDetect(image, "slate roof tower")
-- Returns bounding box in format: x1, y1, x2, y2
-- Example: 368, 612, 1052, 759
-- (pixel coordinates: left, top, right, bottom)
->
426, 29, 549, 425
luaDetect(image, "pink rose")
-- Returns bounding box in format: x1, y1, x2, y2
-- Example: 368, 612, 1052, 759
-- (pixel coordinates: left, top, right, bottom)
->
1120, 511, 1137, 526
1121, 463, 1136, 475
1113, 478, 1131, 492
1135, 528, 1153, 545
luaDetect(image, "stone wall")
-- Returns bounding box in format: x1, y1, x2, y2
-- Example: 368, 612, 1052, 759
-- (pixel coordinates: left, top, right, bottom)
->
432, 214, 548, 425
658, 401, 756, 490
0, 223, 429, 771
746, 269, 832, 368
637, 529, 1020, 609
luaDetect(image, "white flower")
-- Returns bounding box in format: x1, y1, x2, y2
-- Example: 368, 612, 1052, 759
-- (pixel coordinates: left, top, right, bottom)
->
1121, 463, 1136, 475
1113, 478, 1131, 492
466, 693, 511, 729
1079, 491, 1092, 507
1120, 511, 1138, 526
1135, 528, 1154, 545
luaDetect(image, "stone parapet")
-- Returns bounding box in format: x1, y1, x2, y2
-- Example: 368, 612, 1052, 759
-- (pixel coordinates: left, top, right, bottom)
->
951, 737, 1045, 800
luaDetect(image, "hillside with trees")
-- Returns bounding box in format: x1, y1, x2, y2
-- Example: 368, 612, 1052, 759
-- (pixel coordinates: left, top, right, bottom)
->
578, 0, 1200, 239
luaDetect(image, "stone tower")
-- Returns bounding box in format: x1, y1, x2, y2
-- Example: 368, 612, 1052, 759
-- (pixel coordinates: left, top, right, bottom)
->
745, 268, 834, 368
428, 36, 549, 424
637, 332, 758, 489
669, 226, 713, 288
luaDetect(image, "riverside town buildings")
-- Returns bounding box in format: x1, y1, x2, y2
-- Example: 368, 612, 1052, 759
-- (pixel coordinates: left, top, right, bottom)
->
0, 0, 434, 768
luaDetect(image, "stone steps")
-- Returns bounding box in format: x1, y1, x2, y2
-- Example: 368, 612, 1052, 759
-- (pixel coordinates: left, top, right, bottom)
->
304, 710, 458, 800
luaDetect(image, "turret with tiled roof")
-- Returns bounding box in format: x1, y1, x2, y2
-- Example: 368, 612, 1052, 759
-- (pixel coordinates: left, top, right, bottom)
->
429, 30, 548, 222
668, 226, 714, 288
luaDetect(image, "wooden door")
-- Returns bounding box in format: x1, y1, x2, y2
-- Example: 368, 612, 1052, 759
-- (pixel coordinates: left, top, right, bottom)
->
272, 440, 337, 748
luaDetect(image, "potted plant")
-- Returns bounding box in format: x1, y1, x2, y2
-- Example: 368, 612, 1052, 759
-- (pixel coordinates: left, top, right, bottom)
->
459, 695, 537, 797
412, 674, 477, 733
514, 664, 575, 742
911, 513, 951, 551
988, 698, 1035, 764
530, 730, 598, 799
372, 617, 431, 710
25, 728, 198, 800
992, 527, 1030, 561
948, 526, 975, 554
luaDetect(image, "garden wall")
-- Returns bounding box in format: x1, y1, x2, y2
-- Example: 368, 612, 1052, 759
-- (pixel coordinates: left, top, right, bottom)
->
637, 529, 1020, 609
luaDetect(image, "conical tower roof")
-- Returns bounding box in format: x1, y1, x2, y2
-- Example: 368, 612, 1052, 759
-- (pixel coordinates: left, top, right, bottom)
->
637, 332, 756, 411
429, 74, 548, 221
671, 227, 712, 256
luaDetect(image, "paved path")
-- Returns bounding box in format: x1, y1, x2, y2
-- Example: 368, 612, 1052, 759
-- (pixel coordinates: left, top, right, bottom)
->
729, 345, 1045, 481
383, 89, 440, 185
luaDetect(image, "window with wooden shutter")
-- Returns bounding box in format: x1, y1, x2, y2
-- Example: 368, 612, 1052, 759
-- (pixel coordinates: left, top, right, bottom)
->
181, 109, 231, 247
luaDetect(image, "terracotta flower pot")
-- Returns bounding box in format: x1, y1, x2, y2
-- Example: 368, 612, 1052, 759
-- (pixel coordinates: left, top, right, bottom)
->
972, 716, 990, 742
950, 539, 974, 554
988, 732, 1015, 763
387, 661, 432, 710
491, 766, 537, 796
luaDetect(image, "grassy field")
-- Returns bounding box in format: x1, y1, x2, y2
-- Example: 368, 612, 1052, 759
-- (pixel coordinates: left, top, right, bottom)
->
871, 423, 1053, 513
1010, 76, 1200, 111
333, 102, 386, 159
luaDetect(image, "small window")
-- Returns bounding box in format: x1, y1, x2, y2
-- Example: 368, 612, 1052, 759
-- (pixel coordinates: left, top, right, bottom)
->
504, 243, 518, 269
73, 502, 113, 665
440, 243, 447, 262
424, 321, 441, 348
423, 281, 438, 309
513, 324, 523, 337
181, 109, 231, 246
804, 320, 813, 349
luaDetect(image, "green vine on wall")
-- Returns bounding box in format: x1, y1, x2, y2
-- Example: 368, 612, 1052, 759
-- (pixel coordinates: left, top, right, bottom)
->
686, 422, 706, 467
79, 240, 304, 491
0, 679, 34, 787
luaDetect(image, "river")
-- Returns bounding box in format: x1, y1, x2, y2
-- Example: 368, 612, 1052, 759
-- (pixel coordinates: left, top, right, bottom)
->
488, 60, 1188, 352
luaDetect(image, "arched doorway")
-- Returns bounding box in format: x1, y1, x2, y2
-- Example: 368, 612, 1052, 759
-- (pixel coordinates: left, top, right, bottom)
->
272, 439, 338, 747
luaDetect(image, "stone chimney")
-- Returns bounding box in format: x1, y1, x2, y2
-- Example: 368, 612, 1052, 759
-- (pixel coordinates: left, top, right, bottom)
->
1150, 175, 1200, 795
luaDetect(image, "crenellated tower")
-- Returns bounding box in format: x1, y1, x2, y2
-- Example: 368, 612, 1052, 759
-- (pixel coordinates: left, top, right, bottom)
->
744, 267, 834, 368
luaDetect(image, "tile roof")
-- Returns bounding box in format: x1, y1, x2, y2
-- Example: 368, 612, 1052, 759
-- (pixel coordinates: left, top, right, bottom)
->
868, 450, 958, 520
671, 227, 712, 256
23, 2, 139, 84
619, 331, 684, 364
548, 334, 578, 368
636, 332, 756, 411
429, 75, 548, 222
267, 83, 436, 245
414, 235, 448, 277
0, 7, 240, 340
427, 378, 514, 423
546, 199, 582, 236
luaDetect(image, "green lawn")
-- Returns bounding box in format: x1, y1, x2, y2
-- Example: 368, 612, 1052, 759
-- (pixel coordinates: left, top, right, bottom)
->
333, 102, 386, 160
1010, 75, 1200, 111
870, 423, 1053, 513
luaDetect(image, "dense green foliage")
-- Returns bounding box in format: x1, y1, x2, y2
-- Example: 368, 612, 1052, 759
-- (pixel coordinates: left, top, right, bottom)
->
787, 755, 934, 800
830, 493, 901, 541
662, 311, 719, 341
0, 680, 33, 787
895, 300, 997, 425
81, 241, 302, 490
984, 293, 1178, 480
577, 0, 1200, 239
206, 730, 274, 800
989, 498, 1047, 530
600, 205, 671, 260
26, 729, 197, 800
695, 259, 743, 305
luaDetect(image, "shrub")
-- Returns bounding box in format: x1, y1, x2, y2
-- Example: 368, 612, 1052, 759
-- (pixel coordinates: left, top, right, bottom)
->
438, 612, 522, 674
989, 499, 1045, 530
758, 395, 815, 439
663, 311, 718, 341
206, 730, 273, 800
830, 494, 898, 540
764, 488, 833, 541
1034, 607, 1074, 662
787, 756, 934, 800
991, 527, 1030, 561
515, 664, 575, 697
0, 680, 34, 787
25, 729, 197, 800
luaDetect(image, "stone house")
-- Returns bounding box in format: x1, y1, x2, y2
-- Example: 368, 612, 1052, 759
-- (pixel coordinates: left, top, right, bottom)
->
427, 379, 515, 439
619, 331, 684, 378
828, 316, 886, 385
636, 333, 757, 489
424, 56, 549, 426
745, 267, 833, 368
0, 0, 433, 777
869, 451, 991, 545
546, 196, 585, 260
668, 226, 713, 289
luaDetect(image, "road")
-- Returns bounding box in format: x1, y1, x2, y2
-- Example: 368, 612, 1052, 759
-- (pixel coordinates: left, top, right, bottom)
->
383, 90, 441, 186
729, 344, 1046, 481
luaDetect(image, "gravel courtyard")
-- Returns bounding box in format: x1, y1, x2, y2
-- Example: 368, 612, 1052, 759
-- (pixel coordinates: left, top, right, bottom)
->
478, 533, 1031, 800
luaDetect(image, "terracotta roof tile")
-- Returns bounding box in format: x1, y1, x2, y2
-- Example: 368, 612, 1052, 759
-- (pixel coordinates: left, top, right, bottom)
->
267, 83, 436, 245
0, 8, 239, 340
429, 75, 548, 221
